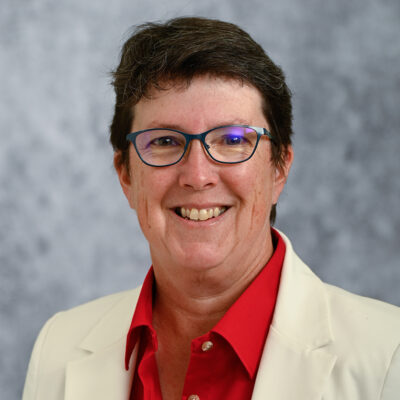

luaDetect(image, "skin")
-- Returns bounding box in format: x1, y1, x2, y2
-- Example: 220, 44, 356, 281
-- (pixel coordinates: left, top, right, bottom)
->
115, 75, 293, 399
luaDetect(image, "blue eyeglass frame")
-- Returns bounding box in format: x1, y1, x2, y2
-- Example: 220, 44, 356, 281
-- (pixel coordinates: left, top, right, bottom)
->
126, 124, 274, 167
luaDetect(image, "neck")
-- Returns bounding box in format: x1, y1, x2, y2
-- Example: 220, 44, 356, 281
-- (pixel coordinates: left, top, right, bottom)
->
152, 233, 274, 340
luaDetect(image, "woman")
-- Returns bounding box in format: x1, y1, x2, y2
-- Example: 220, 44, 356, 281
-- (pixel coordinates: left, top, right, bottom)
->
23, 17, 400, 400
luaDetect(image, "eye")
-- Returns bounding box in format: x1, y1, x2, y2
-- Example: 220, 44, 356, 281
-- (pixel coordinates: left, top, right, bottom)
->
222, 134, 248, 145
150, 136, 181, 147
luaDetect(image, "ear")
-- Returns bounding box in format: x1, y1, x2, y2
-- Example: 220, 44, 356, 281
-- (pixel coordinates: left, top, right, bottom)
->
272, 145, 294, 204
114, 150, 136, 210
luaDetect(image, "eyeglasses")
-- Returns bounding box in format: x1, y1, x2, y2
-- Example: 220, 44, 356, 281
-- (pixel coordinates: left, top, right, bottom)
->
126, 124, 274, 167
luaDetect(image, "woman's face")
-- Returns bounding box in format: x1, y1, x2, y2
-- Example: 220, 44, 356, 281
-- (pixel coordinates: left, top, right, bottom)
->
116, 76, 292, 278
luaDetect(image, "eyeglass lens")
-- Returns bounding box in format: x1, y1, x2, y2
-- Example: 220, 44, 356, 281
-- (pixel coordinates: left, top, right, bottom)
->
135, 126, 258, 166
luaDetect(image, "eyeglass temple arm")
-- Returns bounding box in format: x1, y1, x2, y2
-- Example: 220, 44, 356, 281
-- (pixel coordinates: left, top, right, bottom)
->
255, 127, 274, 142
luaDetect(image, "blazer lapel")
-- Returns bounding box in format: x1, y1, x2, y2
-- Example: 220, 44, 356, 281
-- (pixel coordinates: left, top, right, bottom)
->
65, 288, 140, 400
65, 337, 137, 400
252, 233, 337, 399
252, 328, 336, 399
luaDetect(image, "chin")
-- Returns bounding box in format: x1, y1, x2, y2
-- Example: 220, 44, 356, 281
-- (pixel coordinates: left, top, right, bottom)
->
174, 244, 228, 272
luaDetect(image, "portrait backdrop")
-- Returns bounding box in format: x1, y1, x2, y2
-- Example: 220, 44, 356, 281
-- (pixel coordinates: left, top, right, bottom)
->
1, 0, 399, 399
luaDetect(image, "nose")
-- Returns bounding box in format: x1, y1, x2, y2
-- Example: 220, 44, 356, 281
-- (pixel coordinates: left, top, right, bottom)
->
178, 139, 219, 191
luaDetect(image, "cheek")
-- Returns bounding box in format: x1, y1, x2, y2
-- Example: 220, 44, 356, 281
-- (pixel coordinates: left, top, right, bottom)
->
130, 169, 144, 210
131, 168, 172, 232
250, 184, 272, 222
128, 166, 152, 227
247, 169, 276, 221
232, 160, 274, 204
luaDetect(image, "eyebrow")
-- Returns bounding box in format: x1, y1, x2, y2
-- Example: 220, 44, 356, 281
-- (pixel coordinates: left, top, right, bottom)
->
147, 122, 185, 130
145, 119, 250, 132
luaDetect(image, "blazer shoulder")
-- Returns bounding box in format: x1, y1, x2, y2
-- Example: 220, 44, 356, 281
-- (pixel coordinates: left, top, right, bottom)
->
325, 282, 400, 334
35, 287, 141, 353
23, 288, 141, 400
54, 287, 141, 327
325, 282, 400, 363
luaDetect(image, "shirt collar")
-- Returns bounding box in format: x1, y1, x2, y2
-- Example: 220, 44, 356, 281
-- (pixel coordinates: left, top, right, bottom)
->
125, 228, 286, 376
212, 228, 285, 378
125, 267, 155, 370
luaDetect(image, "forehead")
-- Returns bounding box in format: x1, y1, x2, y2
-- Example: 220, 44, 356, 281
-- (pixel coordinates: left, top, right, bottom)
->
131, 76, 267, 132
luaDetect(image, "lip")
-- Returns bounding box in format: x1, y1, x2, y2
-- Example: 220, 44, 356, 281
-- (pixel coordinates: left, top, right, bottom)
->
169, 206, 230, 225
169, 204, 230, 209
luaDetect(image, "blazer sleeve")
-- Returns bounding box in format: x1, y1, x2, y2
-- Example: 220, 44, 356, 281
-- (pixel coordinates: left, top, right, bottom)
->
22, 313, 62, 400
381, 343, 400, 400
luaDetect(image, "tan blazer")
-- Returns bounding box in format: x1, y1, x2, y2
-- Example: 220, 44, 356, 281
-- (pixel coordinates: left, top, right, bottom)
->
23, 233, 400, 399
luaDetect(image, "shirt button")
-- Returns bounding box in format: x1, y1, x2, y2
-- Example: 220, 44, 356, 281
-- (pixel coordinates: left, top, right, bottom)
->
201, 340, 213, 352
188, 395, 200, 400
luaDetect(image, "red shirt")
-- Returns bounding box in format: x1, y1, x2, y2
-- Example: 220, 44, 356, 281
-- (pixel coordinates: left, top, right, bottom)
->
125, 229, 285, 400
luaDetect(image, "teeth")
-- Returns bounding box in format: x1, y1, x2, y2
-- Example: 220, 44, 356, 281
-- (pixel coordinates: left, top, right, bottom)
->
189, 208, 199, 220
199, 209, 208, 221
179, 207, 226, 221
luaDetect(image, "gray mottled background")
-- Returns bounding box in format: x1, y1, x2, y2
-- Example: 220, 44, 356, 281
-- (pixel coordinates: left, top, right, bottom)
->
1, 0, 399, 398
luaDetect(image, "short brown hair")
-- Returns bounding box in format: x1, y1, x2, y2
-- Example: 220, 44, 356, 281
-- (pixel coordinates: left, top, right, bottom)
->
110, 17, 293, 223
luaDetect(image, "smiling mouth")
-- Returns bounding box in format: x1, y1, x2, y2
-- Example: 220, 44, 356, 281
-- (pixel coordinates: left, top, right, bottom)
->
175, 206, 228, 221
